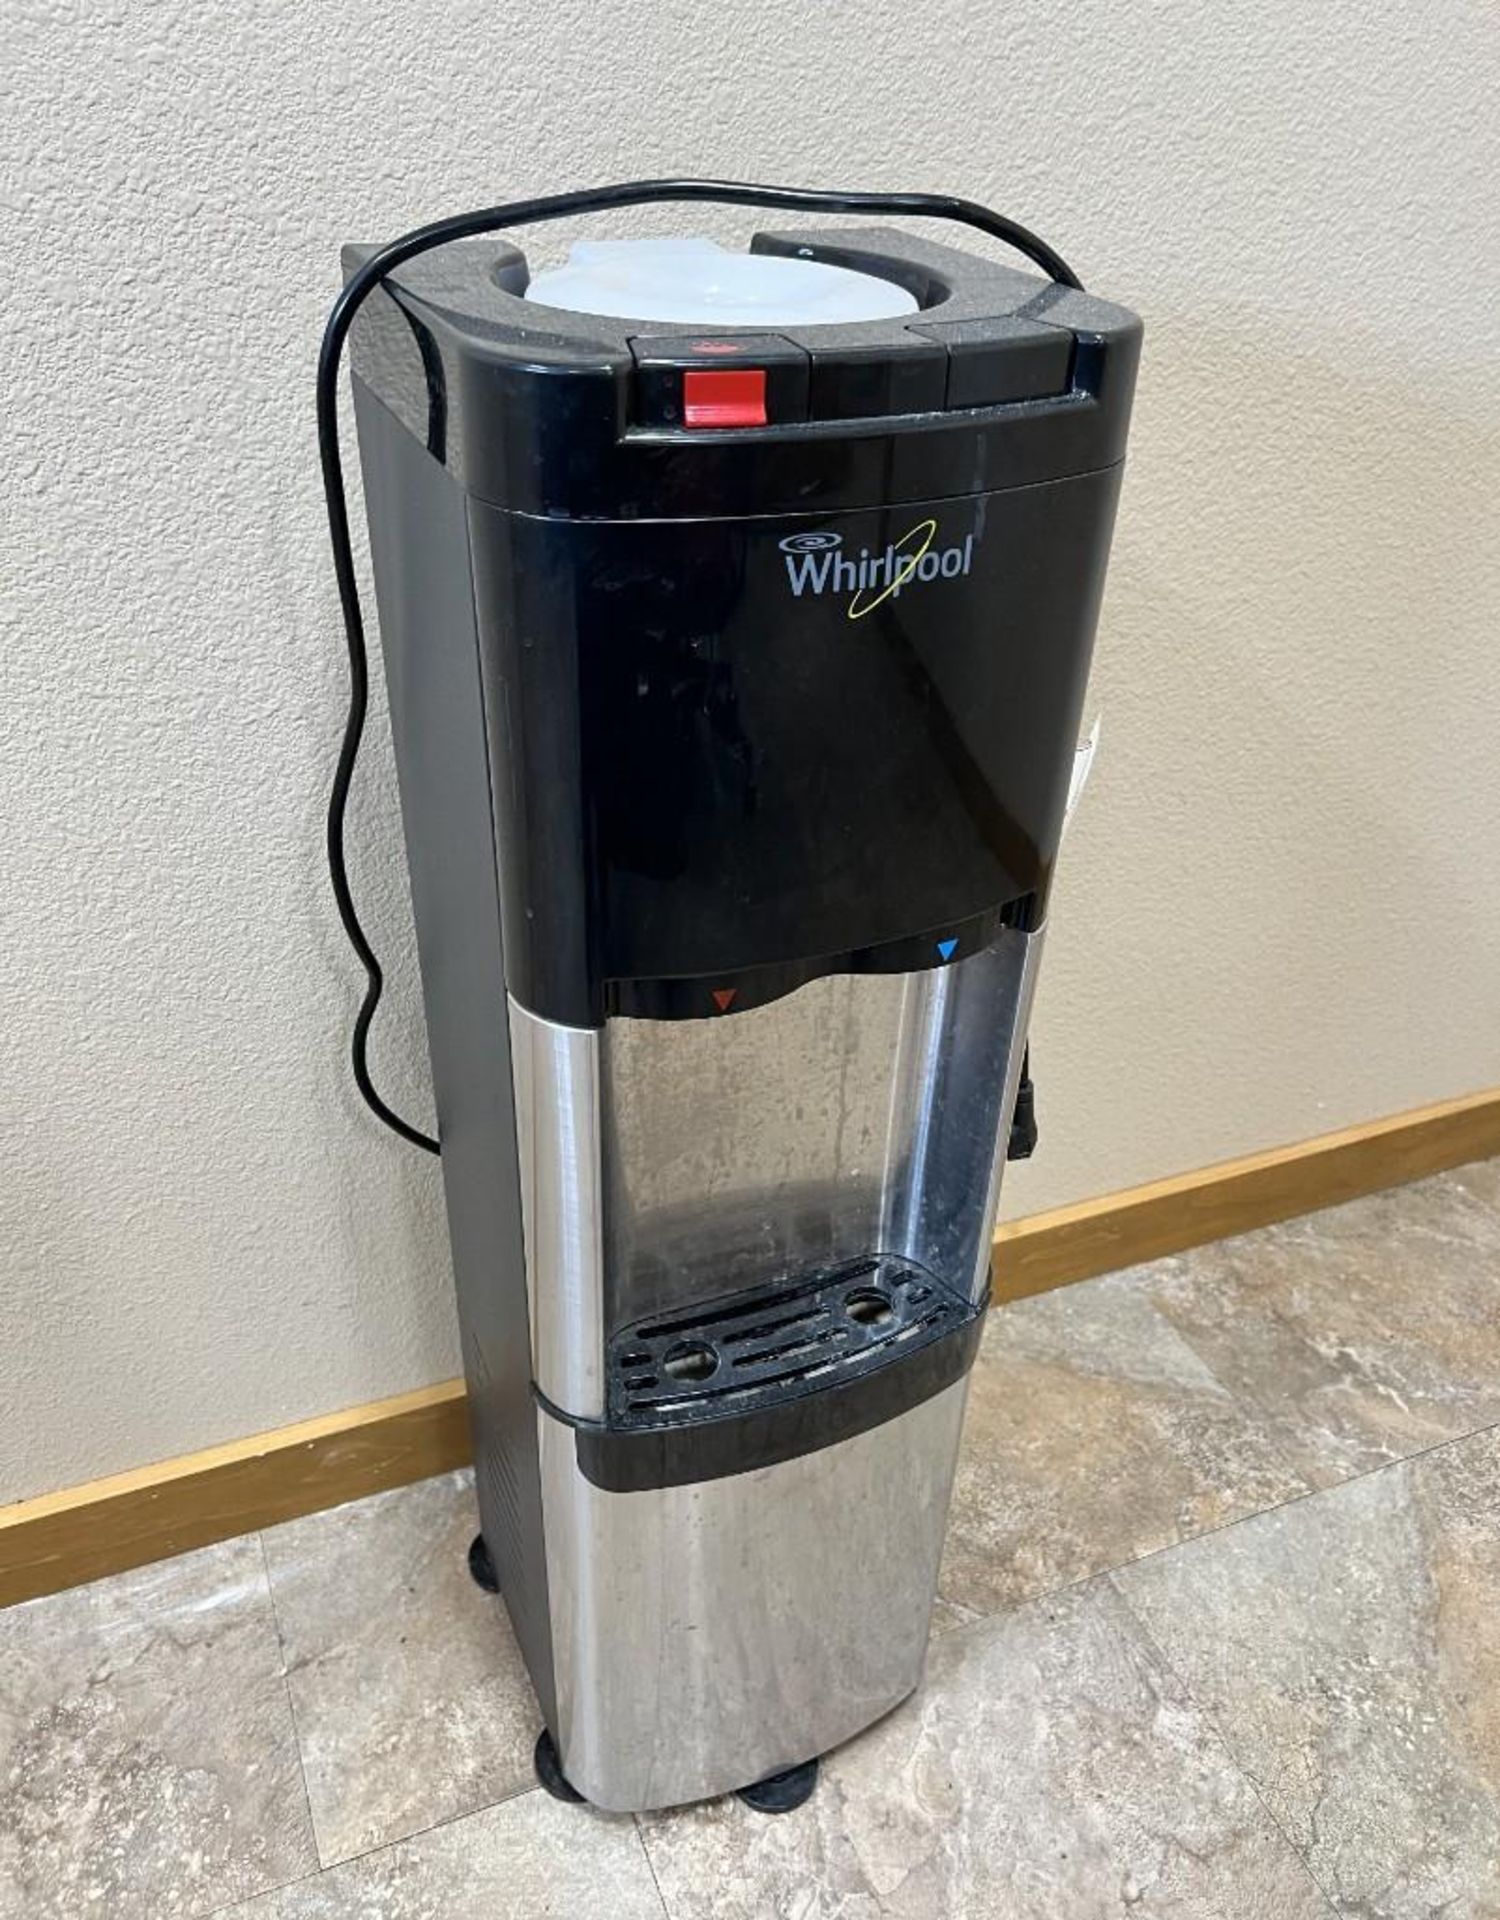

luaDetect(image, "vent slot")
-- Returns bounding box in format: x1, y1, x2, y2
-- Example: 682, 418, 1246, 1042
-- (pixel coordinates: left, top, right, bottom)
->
734, 1328, 848, 1370
722, 1307, 824, 1347
632, 1281, 810, 1344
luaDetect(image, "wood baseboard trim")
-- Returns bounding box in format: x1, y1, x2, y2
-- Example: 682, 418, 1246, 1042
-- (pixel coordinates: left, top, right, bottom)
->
991, 1083, 1500, 1303
5, 1083, 1498, 1609
0, 1382, 471, 1609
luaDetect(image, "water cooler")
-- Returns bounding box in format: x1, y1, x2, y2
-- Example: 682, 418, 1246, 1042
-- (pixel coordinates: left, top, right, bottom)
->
326, 181, 1140, 1815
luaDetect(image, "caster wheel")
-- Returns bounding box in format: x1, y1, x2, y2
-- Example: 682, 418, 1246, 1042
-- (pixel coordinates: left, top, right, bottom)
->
534, 1728, 585, 1804
736, 1757, 819, 1814
467, 1533, 499, 1594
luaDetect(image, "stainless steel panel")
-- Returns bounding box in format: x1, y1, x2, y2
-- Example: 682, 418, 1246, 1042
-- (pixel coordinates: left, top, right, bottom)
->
966, 926, 1046, 1299
509, 927, 1038, 1429
884, 926, 1045, 1302
538, 1379, 970, 1811
599, 927, 1040, 1332
507, 999, 605, 1420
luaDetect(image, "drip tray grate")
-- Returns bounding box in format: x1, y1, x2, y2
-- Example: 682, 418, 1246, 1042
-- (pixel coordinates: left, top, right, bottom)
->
605, 1256, 972, 1428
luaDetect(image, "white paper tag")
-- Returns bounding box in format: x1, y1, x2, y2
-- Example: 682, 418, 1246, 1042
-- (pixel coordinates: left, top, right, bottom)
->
1063, 715, 1100, 834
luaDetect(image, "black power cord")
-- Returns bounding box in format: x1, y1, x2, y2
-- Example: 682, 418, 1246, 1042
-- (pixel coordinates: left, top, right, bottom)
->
1007, 1046, 1039, 1161
320, 178, 1083, 1154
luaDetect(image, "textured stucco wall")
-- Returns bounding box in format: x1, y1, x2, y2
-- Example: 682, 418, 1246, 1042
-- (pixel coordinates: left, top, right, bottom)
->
5, 1, 1499, 1501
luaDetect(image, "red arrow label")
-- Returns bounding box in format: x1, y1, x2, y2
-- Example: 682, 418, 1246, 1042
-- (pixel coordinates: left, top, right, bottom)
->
711, 987, 737, 1012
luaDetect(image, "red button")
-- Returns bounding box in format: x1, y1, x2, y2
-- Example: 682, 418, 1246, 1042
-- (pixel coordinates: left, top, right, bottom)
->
682, 367, 767, 429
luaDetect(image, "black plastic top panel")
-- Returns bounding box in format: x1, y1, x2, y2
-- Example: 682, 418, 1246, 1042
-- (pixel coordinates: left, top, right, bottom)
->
460, 470, 1121, 1024
345, 226, 1141, 518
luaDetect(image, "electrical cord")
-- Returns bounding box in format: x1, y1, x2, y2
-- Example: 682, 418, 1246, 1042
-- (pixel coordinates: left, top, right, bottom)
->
319, 178, 1083, 1154
1008, 1045, 1038, 1160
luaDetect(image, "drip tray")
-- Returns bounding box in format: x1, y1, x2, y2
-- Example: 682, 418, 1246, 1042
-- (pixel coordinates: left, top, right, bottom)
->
606, 1256, 975, 1428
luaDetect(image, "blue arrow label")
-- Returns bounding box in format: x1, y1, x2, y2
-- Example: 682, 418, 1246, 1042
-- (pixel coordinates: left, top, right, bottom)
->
936, 938, 958, 960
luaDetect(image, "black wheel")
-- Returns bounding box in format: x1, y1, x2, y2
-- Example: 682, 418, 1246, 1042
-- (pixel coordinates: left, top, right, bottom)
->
467, 1532, 499, 1594
534, 1728, 586, 1804
736, 1757, 819, 1814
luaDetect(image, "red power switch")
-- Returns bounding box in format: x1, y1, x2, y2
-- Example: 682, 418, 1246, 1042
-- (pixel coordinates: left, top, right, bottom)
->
682, 367, 767, 429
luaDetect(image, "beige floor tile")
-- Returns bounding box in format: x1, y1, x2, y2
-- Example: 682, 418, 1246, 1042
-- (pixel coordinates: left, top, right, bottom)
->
1115, 1424, 1500, 1917
927, 1595, 982, 1638
0, 1536, 315, 1919
259, 1470, 538, 1866
1135, 1167, 1500, 1487
1445, 1155, 1500, 1212
637, 1577, 1332, 1918
940, 1275, 1310, 1615
218, 1789, 665, 1918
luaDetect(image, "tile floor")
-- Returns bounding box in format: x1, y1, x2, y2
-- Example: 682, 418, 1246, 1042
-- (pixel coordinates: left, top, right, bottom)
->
4, 1162, 1499, 1917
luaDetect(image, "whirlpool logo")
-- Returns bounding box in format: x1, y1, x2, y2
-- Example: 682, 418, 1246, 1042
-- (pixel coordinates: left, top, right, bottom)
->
778, 523, 978, 620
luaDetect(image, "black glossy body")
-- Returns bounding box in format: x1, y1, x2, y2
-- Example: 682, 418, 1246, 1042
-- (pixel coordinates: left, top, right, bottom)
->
348, 225, 1140, 1028
469, 474, 1119, 1025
